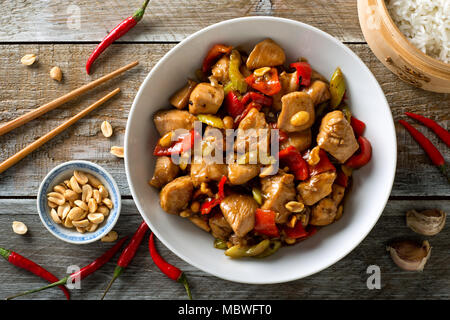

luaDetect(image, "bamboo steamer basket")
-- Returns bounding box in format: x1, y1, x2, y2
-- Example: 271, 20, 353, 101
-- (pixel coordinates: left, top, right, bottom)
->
357, 0, 450, 93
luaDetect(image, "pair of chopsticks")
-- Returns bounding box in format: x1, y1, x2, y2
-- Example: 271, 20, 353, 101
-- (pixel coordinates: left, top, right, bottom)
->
0, 61, 139, 174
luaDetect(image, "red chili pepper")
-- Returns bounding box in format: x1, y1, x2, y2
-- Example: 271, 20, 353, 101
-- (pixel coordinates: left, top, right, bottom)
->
153, 129, 197, 156
289, 62, 312, 86
405, 112, 450, 148
399, 120, 449, 182
101, 221, 149, 299
335, 170, 348, 187
254, 209, 279, 237
0, 247, 70, 300
149, 233, 192, 299
201, 176, 227, 215
6, 237, 128, 300
224, 91, 245, 119
345, 136, 372, 169
233, 102, 263, 128
86, 1, 150, 74
241, 92, 273, 107
201, 44, 232, 74
309, 149, 336, 176
350, 116, 366, 137
279, 146, 310, 180
245, 68, 281, 96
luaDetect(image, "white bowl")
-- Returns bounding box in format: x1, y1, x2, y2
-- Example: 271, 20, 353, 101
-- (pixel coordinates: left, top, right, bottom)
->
125, 17, 397, 284
37, 160, 121, 244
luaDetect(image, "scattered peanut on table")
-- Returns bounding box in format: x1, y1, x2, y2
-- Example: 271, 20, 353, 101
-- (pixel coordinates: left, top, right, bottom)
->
50, 66, 63, 81
47, 170, 113, 234
110, 146, 124, 158
20, 54, 37, 66
12, 221, 28, 235
101, 230, 118, 242
101, 121, 113, 138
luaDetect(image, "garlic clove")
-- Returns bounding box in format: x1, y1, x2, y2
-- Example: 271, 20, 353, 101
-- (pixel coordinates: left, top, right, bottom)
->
406, 209, 446, 236
387, 240, 431, 272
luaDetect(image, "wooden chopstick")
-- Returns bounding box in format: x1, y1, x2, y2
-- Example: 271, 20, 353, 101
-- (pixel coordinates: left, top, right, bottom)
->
0, 88, 121, 175
0, 61, 138, 137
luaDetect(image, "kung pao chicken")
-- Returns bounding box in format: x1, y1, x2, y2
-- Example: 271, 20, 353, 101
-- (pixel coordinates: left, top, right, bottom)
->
150, 39, 372, 259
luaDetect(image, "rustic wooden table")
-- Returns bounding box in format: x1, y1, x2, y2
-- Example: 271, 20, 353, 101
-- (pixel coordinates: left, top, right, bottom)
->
0, 0, 448, 300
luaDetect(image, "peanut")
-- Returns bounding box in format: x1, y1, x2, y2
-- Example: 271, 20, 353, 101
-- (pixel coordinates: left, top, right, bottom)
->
50, 66, 62, 81
47, 192, 66, 206
290, 111, 310, 127
69, 176, 82, 193
100, 121, 113, 138
110, 146, 124, 158
50, 208, 62, 224
12, 221, 28, 235
74, 200, 88, 211
88, 213, 104, 225
101, 230, 118, 242
88, 198, 98, 213
21, 54, 37, 66
73, 170, 88, 185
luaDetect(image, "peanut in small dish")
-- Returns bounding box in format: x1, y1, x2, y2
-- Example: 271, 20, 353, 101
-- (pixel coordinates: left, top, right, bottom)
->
47, 170, 113, 234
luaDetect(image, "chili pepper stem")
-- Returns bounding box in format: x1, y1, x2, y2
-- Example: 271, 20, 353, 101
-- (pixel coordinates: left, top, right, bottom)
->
132, 0, 150, 22
0, 247, 11, 260
6, 276, 69, 300
101, 266, 124, 300
177, 273, 192, 300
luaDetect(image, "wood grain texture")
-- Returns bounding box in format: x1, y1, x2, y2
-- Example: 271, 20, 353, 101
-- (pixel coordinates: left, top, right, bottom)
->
0, 0, 363, 43
0, 199, 448, 300
0, 44, 448, 196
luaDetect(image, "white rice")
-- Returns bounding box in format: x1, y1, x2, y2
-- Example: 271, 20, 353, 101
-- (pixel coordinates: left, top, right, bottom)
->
386, 0, 450, 64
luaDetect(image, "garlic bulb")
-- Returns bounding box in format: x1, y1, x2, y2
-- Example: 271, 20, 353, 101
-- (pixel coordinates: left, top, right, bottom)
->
387, 240, 431, 272
406, 209, 446, 236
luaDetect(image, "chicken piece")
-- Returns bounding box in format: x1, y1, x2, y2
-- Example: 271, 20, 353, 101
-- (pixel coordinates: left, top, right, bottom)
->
188, 83, 224, 115
310, 198, 337, 226
160, 176, 194, 214
211, 56, 230, 84
227, 163, 260, 185
149, 156, 180, 189
261, 172, 297, 223
331, 184, 345, 204
277, 92, 315, 132
209, 213, 233, 240
280, 129, 312, 152
169, 79, 198, 110
317, 110, 359, 163
297, 171, 337, 206
236, 107, 270, 156
190, 161, 227, 187
272, 71, 299, 111
246, 39, 286, 70
302, 80, 331, 106
220, 194, 258, 237
153, 110, 196, 136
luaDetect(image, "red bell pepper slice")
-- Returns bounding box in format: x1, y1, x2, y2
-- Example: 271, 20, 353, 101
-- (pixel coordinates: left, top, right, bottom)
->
233, 102, 262, 129
241, 92, 273, 107
350, 116, 366, 137
245, 68, 281, 96
224, 91, 245, 119
345, 136, 372, 168
289, 62, 312, 87
201, 44, 232, 73
284, 222, 317, 240
201, 176, 227, 215
335, 170, 348, 187
217, 176, 227, 199
254, 209, 279, 237
278, 146, 310, 180
200, 198, 221, 215
309, 149, 336, 176
153, 130, 196, 156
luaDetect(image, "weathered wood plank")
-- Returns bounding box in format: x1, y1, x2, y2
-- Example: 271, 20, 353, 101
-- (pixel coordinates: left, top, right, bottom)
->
0, 44, 448, 197
0, 199, 448, 299
0, 0, 363, 43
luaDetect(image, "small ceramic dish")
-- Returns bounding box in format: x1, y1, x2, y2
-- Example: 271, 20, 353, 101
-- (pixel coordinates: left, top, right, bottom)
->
37, 160, 121, 244
358, 0, 450, 93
